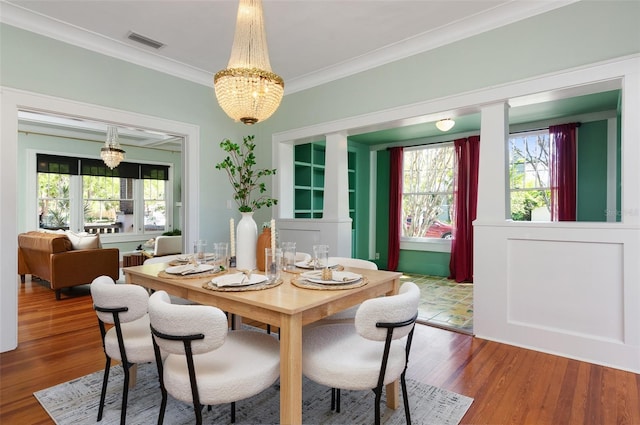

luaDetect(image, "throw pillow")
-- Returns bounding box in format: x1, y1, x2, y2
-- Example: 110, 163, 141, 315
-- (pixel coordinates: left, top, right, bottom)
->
65, 231, 102, 250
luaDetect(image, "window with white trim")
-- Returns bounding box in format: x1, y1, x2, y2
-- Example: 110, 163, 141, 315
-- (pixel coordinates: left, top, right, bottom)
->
37, 154, 170, 236
509, 130, 551, 221
402, 143, 455, 240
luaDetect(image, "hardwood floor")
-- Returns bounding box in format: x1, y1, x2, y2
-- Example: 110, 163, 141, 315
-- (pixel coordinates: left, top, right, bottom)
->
1, 277, 638, 425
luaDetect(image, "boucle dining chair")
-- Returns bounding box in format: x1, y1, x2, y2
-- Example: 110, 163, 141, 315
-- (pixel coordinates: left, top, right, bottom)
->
90, 275, 156, 425
302, 281, 420, 425
148, 290, 280, 425
317, 257, 379, 323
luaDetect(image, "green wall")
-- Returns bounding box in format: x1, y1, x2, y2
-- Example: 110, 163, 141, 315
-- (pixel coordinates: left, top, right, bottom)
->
350, 141, 371, 260
374, 119, 615, 276
577, 121, 608, 222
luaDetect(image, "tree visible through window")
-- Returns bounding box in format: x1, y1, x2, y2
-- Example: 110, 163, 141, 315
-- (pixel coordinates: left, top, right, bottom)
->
38, 173, 70, 229
36, 154, 170, 235
509, 130, 551, 221
402, 143, 455, 239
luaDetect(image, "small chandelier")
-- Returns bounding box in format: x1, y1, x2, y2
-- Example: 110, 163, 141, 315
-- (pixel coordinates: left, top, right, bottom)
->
100, 126, 125, 169
436, 118, 455, 132
214, 0, 284, 125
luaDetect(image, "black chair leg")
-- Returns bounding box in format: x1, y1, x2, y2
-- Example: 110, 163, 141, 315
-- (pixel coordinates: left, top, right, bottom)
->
193, 401, 203, 425
401, 375, 412, 424
373, 387, 383, 425
336, 389, 341, 413
120, 363, 131, 425
231, 401, 236, 423
330, 388, 336, 411
157, 387, 167, 425
97, 357, 111, 421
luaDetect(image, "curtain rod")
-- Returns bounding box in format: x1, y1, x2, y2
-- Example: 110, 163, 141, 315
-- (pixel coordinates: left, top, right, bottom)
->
509, 122, 581, 135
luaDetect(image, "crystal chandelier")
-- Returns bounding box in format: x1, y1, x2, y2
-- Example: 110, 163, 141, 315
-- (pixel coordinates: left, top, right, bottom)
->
214, 0, 284, 125
101, 126, 125, 169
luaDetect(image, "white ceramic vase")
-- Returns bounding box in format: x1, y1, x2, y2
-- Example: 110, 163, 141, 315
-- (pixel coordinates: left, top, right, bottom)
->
235, 211, 257, 270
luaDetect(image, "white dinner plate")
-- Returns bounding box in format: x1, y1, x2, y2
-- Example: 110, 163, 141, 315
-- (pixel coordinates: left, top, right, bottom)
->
300, 270, 362, 285
294, 261, 339, 270
165, 264, 216, 275
211, 273, 268, 287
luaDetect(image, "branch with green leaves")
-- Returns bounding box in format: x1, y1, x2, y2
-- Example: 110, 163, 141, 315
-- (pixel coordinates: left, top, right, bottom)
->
215, 135, 278, 212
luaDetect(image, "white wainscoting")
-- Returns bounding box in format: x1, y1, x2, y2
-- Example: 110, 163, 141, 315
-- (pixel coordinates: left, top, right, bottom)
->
474, 221, 640, 373
277, 218, 352, 258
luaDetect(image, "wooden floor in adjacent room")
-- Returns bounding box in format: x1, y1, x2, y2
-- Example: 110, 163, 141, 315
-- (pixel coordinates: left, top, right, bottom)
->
1, 277, 638, 425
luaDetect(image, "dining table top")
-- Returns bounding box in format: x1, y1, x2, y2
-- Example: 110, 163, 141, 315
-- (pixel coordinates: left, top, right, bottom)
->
123, 262, 402, 327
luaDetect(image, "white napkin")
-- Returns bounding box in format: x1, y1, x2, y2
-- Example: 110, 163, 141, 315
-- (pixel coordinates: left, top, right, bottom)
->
167, 264, 215, 275
212, 273, 268, 287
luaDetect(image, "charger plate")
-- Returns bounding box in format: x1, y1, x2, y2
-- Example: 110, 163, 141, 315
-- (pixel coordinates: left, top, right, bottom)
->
158, 268, 226, 280
291, 276, 368, 290
202, 277, 283, 292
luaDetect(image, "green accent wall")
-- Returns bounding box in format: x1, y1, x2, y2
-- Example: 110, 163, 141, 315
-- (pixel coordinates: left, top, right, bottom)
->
375, 150, 391, 270
398, 250, 451, 277
577, 121, 608, 222
351, 141, 371, 260
375, 149, 451, 276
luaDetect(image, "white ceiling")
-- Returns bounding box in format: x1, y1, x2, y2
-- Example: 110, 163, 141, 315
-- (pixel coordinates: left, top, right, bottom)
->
1, 0, 575, 93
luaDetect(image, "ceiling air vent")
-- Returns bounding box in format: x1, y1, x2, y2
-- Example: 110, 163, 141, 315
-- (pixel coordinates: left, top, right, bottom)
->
127, 31, 165, 50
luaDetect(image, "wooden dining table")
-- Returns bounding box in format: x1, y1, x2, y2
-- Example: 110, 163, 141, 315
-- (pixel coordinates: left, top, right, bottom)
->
124, 262, 402, 425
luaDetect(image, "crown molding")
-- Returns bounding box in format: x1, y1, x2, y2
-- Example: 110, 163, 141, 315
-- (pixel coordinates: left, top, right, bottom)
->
0, 1, 213, 87
284, 0, 579, 94
1, 0, 578, 95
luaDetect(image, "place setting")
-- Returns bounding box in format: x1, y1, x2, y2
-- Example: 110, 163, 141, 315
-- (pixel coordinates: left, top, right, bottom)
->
291, 245, 367, 290
204, 244, 285, 292
158, 240, 229, 279
288, 244, 344, 273
203, 269, 283, 292
292, 268, 367, 290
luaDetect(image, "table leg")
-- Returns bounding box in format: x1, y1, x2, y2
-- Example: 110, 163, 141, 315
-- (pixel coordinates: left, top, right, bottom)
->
386, 381, 399, 408
385, 276, 401, 409
279, 313, 303, 425
129, 363, 137, 388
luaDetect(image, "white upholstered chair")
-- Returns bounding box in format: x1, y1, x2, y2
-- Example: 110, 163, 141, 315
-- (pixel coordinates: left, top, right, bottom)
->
90, 276, 156, 425
296, 251, 311, 262
318, 257, 379, 322
302, 281, 420, 425
153, 235, 182, 256
148, 290, 280, 425
329, 256, 378, 271
143, 253, 185, 265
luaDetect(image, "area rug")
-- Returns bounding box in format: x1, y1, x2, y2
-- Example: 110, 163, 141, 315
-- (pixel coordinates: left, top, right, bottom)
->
34, 362, 473, 424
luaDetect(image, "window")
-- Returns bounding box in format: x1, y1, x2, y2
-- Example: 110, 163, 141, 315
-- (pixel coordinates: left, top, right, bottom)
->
38, 172, 71, 229
509, 130, 551, 221
402, 143, 455, 240
37, 154, 170, 237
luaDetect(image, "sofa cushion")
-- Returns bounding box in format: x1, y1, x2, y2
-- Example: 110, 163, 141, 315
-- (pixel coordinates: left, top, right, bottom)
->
19, 231, 72, 253
65, 231, 102, 250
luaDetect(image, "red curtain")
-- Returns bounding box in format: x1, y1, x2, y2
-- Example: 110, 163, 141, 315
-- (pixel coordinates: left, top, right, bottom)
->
387, 147, 403, 271
449, 136, 480, 283
550, 123, 578, 221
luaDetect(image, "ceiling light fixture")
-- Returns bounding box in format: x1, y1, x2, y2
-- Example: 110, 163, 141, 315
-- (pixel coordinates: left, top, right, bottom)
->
214, 0, 284, 125
101, 126, 125, 169
436, 118, 455, 132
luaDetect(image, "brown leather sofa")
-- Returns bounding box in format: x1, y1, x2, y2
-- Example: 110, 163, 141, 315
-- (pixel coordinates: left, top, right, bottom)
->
18, 231, 119, 300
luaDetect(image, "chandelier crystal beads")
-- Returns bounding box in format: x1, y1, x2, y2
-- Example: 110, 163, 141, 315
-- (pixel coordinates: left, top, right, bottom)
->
100, 126, 125, 169
214, 0, 284, 125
